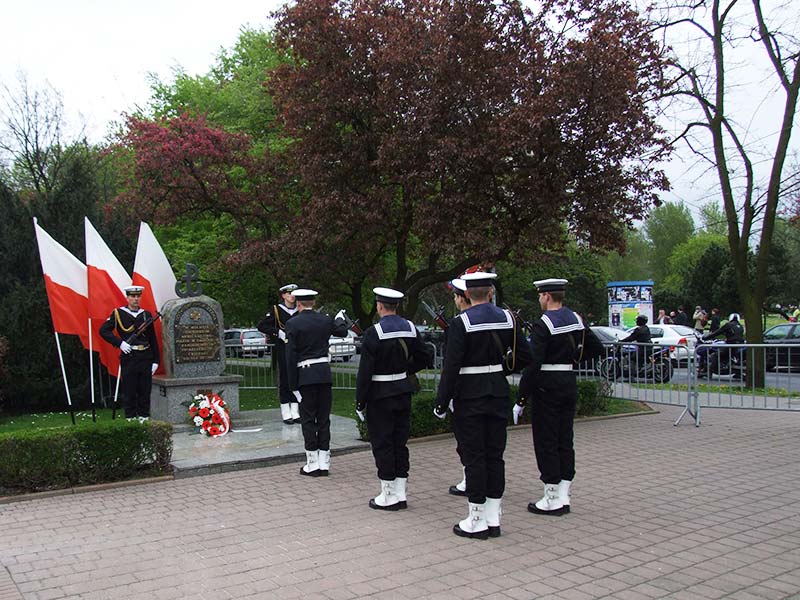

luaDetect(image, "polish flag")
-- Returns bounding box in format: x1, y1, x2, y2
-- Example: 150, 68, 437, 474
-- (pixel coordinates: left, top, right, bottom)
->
85, 217, 131, 375
33, 218, 90, 348
132, 222, 177, 374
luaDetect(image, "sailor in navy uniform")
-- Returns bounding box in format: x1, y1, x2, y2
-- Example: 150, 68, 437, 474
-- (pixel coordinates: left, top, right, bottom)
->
257, 283, 300, 424
99, 285, 160, 419
434, 272, 533, 539
356, 287, 433, 511
285, 289, 349, 476
517, 278, 603, 516
446, 278, 471, 497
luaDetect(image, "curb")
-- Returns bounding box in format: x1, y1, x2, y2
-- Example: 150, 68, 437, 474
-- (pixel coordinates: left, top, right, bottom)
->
0, 475, 174, 505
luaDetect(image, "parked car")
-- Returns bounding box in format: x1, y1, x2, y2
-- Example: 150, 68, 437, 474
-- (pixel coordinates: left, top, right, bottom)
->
224, 328, 270, 358
329, 335, 357, 362
763, 323, 800, 370
622, 324, 701, 366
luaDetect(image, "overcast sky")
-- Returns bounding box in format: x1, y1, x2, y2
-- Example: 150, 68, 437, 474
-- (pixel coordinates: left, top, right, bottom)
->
1, 0, 796, 221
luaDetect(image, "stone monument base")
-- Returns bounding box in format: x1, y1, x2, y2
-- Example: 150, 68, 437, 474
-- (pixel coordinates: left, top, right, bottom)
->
151, 374, 244, 425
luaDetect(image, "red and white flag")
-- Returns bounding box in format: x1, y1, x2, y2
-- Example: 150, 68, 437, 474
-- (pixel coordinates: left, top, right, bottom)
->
85, 217, 131, 374
133, 222, 177, 374
33, 218, 90, 348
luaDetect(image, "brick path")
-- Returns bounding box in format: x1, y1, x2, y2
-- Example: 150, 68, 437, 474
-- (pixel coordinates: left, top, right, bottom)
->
1, 405, 799, 599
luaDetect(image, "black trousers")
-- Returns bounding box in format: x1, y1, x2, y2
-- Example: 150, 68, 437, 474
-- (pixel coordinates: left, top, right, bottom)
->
298, 383, 332, 451
530, 383, 577, 484
452, 402, 507, 504
120, 352, 153, 418
275, 344, 292, 405
366, 393, 411, 480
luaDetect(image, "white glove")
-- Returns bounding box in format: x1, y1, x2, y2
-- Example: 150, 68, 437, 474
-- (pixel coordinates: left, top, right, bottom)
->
356, 409, 366, 422
119, 341, 132, 354
151, 363, 158, 375
433, 406, 447, 420
512, 403, 525, 425
335, 309, 346, 321
448, 399, 454, 414
293, 390, 302, 403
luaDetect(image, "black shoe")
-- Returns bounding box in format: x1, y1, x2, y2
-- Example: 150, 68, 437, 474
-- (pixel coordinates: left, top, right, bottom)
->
283, 419, 293, 424
562, 505, 571, 514
448, 485, 467, 497
488, 526, 501, 538
317, 469, 329, 477
369, 498, 401, 511
527, 502, 566, 516
398, 500, 407, 509
292, 418, 302, 424
452, 524, 489, 540
300, 467, 321, 477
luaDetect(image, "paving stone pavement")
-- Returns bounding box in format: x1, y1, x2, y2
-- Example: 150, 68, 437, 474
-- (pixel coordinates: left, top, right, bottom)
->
1, 405, 799, 600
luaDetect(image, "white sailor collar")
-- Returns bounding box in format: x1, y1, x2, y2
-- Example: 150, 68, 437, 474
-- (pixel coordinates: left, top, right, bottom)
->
375, 315, 417, 340
120, 306, 145, 318
541, 308, 584, 335
458, 304, 514, 332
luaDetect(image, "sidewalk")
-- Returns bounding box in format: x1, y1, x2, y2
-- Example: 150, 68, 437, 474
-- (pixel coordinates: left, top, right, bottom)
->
1, 405, 799, 599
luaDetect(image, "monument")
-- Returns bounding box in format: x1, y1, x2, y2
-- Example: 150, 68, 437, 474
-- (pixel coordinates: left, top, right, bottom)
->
150, 264, 243, 424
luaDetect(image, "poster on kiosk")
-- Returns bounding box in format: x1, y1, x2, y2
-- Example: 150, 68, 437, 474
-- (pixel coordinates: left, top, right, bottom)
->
607, 281, 654, 330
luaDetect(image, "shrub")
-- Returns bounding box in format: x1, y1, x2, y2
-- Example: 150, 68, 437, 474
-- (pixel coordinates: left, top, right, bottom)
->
0, 419, 173, 494
356, 380, 610, 441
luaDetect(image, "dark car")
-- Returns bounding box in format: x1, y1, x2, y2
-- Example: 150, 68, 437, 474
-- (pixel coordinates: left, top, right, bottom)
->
763, 323, 800, 370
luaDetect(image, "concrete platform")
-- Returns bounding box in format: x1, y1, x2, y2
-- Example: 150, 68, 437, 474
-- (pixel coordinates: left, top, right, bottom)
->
170, 409, 370, 477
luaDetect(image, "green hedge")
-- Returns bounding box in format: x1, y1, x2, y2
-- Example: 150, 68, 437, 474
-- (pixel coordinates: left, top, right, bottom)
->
0, 419, 173, 494
356, 380, 611, 441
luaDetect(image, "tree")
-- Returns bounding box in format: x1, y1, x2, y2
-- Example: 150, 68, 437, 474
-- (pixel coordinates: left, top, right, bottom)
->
699, 200, 728, 235
0, 78, 133, 411
644, 202, 695, 282
657, 0, 800, 385
600, 229, 653, 282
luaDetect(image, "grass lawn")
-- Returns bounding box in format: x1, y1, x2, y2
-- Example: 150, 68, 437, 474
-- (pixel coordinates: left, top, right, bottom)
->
240, 388, 360, 420
632, 382, 800, 397
599, 398, 653, 415
0, 409, 120, 433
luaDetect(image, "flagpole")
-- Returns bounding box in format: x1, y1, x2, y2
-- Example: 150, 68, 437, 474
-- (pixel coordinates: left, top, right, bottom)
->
54, 333, 76, 426
88, 318, 96, 422
112, 365, 122, 420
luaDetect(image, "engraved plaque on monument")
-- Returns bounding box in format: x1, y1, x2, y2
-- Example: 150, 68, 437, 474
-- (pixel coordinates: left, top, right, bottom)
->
150, 273, 242, 424
162, 296, 225, 378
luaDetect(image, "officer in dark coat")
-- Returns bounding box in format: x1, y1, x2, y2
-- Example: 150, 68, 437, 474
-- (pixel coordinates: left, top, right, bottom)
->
99, 285, 160, 419
518, 278, 603, 516
257, 283, 299, 424
434, 272, 533, 539
285, 289, 349, 476
356, 287, 433, 511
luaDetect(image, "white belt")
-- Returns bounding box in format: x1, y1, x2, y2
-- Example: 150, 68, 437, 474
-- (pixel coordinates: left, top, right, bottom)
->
371, 372, 407, 382
540, 364, 573, 371
298, 356, 330, 368
459, 364, 503, 375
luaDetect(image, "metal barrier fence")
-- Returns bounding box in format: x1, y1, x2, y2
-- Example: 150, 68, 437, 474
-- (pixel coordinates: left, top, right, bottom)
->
224, 341, 441, 393
577, 341, 800, 426
225, 340, 800, 424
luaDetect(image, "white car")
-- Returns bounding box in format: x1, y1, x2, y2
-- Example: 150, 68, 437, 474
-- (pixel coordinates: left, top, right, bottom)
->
623, 324, 701, 365
329, 335, 357, 362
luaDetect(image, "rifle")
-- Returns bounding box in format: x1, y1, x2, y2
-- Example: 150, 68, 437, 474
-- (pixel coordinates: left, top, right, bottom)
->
421, 300, 449, 330
124, 311, 163, 345
503, 303, 533, 333
337, 309, 364, 335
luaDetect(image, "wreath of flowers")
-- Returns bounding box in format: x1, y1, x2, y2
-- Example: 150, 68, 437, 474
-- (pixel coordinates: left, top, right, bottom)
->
187, 392, 230, 437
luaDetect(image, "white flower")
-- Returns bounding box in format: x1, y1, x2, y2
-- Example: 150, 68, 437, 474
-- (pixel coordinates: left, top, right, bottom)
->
199, 399, 211, 409
193, 416, 204, 426
194, 394, 204, 401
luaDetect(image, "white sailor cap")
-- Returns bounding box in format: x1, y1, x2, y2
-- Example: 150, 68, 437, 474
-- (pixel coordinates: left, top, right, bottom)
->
123, 285, 145, 295
279, 283, 298, 293
450, 278, 468, 296
534, 278, 568, 293
292, 288, 318, 300
373, 287, 404, 304
461, 272, 498, 288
